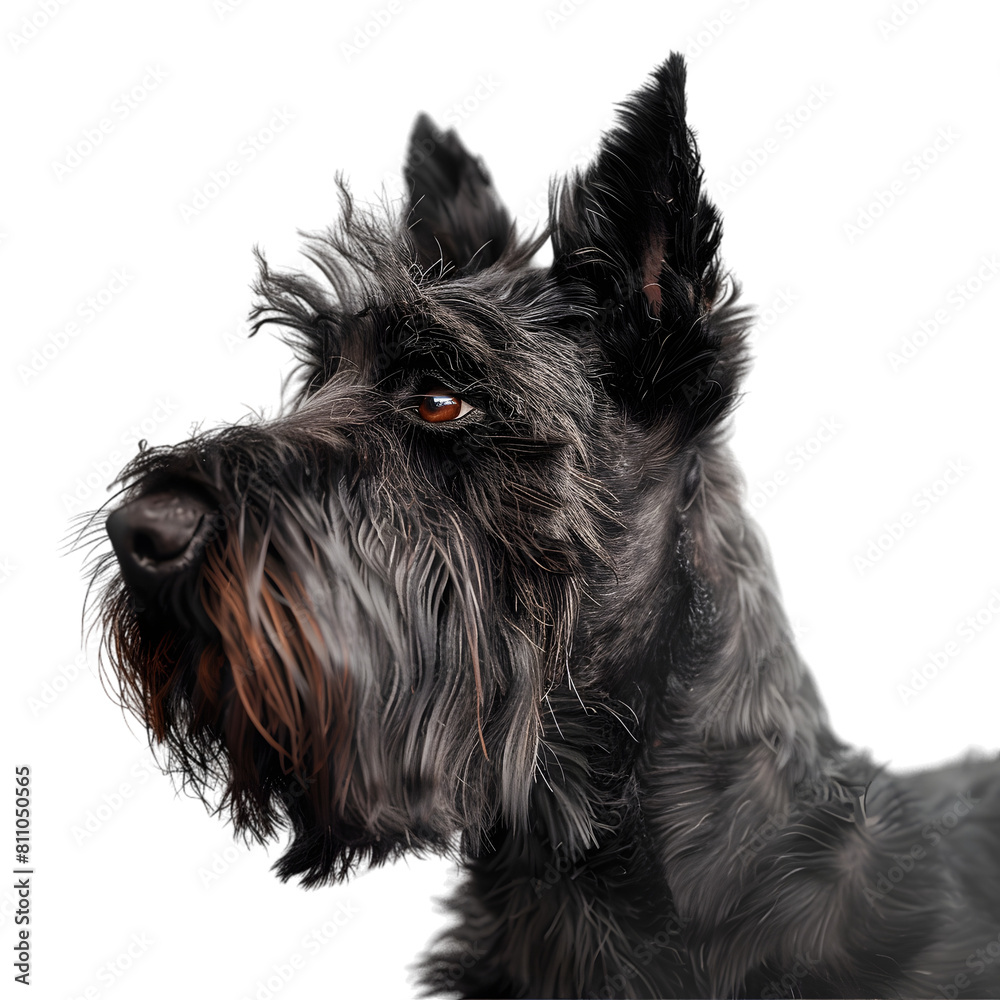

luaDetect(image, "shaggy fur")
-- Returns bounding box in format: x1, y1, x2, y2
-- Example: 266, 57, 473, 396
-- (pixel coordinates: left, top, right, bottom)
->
87, 54, 1000, 998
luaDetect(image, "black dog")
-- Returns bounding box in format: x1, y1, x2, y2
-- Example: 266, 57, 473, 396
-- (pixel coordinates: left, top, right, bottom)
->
91, 54, 1000, 998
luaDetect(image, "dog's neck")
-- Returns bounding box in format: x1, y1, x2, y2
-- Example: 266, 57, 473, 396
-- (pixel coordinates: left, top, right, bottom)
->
471, 438, 844, 995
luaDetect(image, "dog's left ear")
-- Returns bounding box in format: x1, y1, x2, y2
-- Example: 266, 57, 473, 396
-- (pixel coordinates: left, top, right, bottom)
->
551, 53, 747, 434
404, 114, 512, 274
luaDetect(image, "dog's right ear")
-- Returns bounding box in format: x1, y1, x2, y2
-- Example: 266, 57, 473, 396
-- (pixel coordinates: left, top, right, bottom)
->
404, 114, 512, 274
551, 53, 748, 438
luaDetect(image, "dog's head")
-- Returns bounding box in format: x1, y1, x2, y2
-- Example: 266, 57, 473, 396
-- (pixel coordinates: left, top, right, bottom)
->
91, 53, 749, 884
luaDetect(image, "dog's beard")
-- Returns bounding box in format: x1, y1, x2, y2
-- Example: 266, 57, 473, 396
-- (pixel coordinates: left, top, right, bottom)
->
199, 520, 354, 837
96, 480, 527, 883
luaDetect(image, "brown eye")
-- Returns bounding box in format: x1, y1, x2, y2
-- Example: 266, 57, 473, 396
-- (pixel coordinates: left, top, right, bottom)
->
417, 389, 472, 423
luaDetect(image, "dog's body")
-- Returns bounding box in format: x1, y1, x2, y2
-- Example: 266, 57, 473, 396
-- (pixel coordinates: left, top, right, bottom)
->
93, 55, 1000, 998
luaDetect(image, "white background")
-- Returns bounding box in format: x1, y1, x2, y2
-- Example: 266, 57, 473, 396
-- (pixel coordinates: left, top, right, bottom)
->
3, 0, 1000, 997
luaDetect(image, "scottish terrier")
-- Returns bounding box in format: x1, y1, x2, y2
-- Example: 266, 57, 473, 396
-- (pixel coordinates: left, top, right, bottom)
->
92, 54, 1000, 998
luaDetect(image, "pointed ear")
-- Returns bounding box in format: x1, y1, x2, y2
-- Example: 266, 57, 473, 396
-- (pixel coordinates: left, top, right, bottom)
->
404, 114, 513, 274
551, 53, 748, 435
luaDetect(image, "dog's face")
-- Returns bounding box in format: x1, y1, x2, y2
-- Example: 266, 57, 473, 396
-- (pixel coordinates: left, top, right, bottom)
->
94, 55, 748, 885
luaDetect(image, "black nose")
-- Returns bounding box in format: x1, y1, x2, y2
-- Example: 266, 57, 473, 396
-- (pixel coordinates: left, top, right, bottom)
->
107, 491, 213, 597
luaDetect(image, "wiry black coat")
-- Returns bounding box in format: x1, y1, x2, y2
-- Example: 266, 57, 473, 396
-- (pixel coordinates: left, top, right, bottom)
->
90, 54, 1000, 998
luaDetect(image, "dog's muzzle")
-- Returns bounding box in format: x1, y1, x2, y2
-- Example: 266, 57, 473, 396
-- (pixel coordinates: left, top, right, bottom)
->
106, 490, 213, 598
